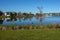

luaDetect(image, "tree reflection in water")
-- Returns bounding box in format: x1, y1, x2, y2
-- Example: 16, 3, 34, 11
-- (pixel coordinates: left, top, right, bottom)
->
0, 18, 4, 24
39, 16, 44, 25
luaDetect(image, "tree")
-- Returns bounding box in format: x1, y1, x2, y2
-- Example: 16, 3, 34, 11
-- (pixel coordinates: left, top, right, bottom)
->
0, 11, 4, 16
37, 6, 43, 14
37, 6, 44, 25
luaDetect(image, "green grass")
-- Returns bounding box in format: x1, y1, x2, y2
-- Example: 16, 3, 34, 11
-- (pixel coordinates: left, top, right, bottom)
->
0, 29, 60, 40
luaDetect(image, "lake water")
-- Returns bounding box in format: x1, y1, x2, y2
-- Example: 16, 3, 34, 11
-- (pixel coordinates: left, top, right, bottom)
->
0, 16, 60, 26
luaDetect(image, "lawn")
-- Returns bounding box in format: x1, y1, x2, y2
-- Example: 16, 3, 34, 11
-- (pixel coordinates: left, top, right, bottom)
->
0, 29, 60, 40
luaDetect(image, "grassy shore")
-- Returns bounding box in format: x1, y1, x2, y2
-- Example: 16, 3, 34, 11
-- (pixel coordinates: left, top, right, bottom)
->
0, 24, 60, 40
0, 29, 60, 40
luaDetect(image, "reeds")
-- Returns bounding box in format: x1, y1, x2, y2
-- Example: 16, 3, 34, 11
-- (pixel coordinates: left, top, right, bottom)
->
0, 24, 60, 30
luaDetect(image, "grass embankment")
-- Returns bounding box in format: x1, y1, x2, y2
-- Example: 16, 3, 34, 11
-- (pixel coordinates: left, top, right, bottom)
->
0, 29, 60, 40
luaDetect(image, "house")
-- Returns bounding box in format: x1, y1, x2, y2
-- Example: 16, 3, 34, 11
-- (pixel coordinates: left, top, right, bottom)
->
4, 12, 12, 16
4, 12, 17, 17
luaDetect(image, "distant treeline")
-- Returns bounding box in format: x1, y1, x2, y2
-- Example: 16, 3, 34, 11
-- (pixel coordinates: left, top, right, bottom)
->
0, 11, 60, 18
0, 11, 34, 18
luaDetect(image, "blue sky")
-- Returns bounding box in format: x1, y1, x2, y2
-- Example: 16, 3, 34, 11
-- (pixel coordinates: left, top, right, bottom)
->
0, 0, 60, 14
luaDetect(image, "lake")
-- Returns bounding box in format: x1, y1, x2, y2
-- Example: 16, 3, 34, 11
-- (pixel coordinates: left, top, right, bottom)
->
0, 16, 60, 26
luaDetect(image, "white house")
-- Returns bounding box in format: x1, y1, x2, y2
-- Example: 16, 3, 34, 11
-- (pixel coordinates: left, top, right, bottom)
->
4, 12, 11, 16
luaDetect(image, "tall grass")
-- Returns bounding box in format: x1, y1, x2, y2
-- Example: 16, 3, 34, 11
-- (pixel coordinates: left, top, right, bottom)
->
0, 24, 60, 30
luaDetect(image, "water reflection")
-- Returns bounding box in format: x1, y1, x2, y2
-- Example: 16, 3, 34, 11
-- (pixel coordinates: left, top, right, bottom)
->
36, 16, 44, 25
19, 18, 21, 22
39, 17, 44, 25
0, 18, 4, 24
5, 18, 17, 21
0, 16, 60, 26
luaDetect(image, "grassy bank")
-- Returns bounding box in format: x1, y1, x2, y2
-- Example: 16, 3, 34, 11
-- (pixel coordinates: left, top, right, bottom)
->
0, 29, 60, 40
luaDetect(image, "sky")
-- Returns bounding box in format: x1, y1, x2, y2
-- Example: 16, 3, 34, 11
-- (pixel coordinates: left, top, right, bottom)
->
0, 0, 60, 14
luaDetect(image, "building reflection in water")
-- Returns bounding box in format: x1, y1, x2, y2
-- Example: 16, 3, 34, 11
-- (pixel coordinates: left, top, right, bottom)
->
5, 17, 17, 21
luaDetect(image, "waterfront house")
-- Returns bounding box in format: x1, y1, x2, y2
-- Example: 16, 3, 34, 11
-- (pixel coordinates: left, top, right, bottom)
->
4, 12, 17, 17
4, 12, 12, 16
